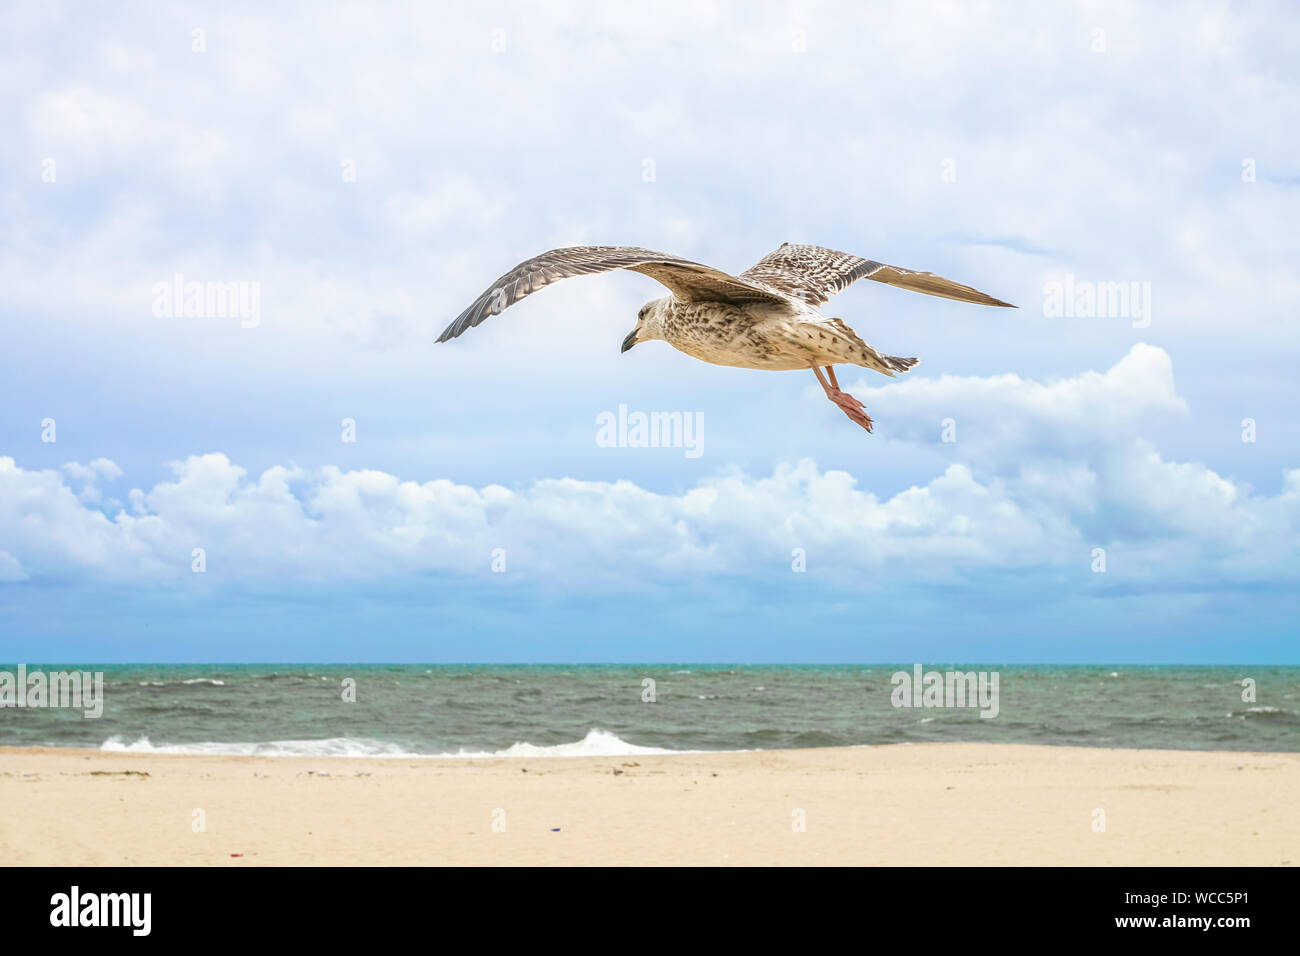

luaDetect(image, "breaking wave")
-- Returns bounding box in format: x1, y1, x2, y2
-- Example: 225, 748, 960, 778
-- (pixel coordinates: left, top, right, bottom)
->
99, 728, 691, 759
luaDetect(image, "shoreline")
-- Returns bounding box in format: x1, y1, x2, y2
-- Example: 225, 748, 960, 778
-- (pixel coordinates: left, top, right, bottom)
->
5, 736, 1300, 758
2, 742, 1296, 865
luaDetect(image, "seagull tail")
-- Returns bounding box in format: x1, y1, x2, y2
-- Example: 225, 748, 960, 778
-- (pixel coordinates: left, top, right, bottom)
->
883, 354, 920, 374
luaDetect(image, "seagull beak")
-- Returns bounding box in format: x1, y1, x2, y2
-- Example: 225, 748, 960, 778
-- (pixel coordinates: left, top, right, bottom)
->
621, 329, 640, 353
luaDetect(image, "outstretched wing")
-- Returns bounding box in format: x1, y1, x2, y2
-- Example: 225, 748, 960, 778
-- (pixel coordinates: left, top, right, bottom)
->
740, 243, 1016, 308
438, 245, 785, 342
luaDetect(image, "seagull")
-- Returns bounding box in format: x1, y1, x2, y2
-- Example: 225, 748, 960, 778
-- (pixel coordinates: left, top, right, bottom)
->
437, 243, 1015, 432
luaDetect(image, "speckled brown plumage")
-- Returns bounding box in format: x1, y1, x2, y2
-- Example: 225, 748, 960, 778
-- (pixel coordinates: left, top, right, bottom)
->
438, 242, 1015, 433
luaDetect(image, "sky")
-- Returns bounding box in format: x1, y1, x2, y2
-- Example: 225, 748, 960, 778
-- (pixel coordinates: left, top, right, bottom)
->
1, 1, 1297, 662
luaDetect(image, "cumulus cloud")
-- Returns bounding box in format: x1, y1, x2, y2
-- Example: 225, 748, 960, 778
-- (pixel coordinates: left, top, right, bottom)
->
1, 347, 1295, 595
58, 457, 124, 505
845, 343, 1189, 456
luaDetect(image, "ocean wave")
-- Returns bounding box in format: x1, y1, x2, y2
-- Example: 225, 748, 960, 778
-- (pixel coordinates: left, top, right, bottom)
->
446, 729, 688, 758
98, 728, 691, 759
1242, 706, 1296, 719
100, 735, 415, 757
1222, 706, 1298, 723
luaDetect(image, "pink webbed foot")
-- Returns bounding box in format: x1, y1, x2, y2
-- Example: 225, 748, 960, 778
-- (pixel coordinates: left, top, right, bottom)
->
812, 365, 874, 433
829, 388, 874, 432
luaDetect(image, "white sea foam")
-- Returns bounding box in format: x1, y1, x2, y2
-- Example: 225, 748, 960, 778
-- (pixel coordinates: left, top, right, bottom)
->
99, 728, 691, 759
100, 735, 413, 757
450, 729, 685, 758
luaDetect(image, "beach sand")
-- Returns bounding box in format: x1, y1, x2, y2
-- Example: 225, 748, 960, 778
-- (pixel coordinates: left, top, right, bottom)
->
1, 743, 1295, 866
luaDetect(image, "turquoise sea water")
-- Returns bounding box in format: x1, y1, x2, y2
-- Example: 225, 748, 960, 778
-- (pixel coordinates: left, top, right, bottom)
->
1, 664, 1296, 755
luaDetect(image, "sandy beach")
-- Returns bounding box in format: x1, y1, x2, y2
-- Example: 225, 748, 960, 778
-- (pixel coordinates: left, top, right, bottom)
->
1, 742, 1296, 866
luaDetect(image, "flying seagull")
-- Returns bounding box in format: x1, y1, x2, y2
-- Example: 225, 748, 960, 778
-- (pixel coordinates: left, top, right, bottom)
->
437, 243, 1015, 432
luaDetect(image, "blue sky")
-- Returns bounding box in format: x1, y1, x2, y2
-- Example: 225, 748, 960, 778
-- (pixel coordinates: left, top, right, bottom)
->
1, 1, 1297, 662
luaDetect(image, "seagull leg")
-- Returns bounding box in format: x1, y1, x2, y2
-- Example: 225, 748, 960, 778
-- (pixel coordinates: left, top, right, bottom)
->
812, 364, 873, 433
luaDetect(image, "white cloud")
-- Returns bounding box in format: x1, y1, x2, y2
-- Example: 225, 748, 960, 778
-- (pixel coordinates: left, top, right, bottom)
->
1, 346, 1295, 592
58, 458, 123, 505
61, 458, 123, 483
843, 342, 1189, 454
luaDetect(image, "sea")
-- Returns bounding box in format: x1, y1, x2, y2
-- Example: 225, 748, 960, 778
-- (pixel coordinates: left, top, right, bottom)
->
1, 664, 1296, 756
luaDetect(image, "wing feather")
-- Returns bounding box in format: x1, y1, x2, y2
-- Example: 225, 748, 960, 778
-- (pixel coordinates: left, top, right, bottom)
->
741, 243, 1015, 308
438, 245, 784, 342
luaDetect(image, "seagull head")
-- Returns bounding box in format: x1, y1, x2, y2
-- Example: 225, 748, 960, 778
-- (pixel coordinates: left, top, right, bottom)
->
622, 297, 669, 353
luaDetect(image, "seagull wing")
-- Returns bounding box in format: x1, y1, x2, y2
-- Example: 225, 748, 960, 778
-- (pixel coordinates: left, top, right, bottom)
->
740, 243, 1016, 309
438, 245, 784, 342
